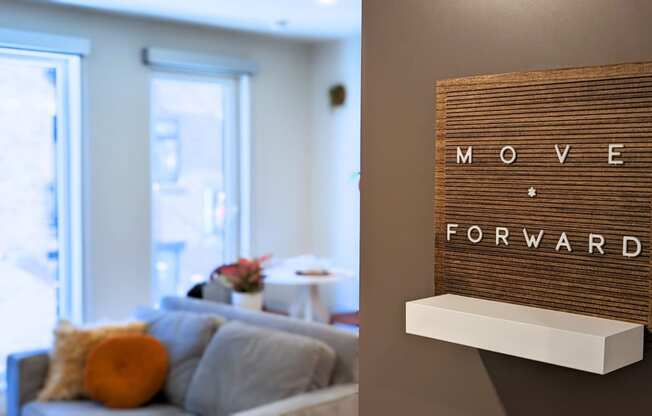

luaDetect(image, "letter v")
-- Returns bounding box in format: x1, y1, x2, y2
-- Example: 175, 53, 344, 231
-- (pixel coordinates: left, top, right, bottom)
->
555, 144, 571, 164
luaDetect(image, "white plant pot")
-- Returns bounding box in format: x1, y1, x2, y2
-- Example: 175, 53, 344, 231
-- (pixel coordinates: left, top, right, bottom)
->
231, 291, 263, 311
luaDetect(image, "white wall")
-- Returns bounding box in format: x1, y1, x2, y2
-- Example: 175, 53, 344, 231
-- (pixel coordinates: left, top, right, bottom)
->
0, 0, 314, 321
308, 38, 361, 313
245, 37, 362, 314
0, 0, 361, 320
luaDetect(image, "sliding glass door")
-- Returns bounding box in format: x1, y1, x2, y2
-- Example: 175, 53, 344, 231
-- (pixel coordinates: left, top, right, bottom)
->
0, 47, 82, 384
150, 74, 240, 302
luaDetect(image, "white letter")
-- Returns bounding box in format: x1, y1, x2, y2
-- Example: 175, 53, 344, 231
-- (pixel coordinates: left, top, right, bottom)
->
446, 224, 458, 241
467, 225, 483, 244
500, 145, 517, 164
608, 144, 624, 165
555, 144, 571, 164
456, 146, 473, 164
556, 232, 572, 252
495, 227, 509, 246
522, 228, 544, 248
588, 234, 605, 255
623, 236, 642, 258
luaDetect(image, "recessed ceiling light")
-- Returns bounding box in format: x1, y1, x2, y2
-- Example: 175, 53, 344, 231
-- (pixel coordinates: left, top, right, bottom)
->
317, 0, 338, 5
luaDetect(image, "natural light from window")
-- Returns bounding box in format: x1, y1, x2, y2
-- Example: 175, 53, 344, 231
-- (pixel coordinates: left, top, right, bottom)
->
0, 56, 58, 385
151, 75, 240, 303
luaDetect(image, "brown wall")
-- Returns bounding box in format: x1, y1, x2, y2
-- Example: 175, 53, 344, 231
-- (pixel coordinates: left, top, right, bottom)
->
360, 1, 652, 415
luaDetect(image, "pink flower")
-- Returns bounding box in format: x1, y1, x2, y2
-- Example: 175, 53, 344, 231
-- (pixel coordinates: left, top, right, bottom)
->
212, 255, 271, 293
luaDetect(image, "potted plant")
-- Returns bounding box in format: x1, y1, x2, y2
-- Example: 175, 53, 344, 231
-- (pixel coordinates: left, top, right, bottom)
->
211, 256, 269, 310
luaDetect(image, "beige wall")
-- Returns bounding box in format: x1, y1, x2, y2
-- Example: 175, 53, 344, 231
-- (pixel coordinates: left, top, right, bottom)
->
361, 1, 652, 415
0, 0, 314, 321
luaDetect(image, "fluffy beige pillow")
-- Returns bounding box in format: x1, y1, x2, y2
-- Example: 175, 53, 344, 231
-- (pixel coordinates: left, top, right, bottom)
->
37, 320, 147, 401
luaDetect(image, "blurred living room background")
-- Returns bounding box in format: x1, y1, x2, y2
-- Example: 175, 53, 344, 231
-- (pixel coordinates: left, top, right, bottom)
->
0, 0, 360, 412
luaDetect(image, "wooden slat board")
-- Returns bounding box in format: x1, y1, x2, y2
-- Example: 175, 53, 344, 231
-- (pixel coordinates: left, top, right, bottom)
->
435, 62, 652, 326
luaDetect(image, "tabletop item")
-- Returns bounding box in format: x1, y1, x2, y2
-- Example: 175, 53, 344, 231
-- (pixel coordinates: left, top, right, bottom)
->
211, 255, 270, 310
296, 269, 331, 276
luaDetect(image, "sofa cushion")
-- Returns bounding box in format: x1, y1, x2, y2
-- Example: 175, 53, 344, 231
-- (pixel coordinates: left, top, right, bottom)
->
161, 297, 359, 384
37, 321, 148, 402
185, 321, 337, 416
134, 308, 224, 407
232, 384, 359, 416
84, 335, 169, 408
22, 402, 193, 416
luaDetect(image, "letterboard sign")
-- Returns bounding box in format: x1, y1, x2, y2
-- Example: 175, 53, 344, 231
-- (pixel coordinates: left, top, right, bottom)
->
435, 62, 652, 326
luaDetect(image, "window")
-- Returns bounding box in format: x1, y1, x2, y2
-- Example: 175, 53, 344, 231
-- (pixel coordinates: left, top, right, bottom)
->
0, 47, 82, 385
150, 73, 245, 302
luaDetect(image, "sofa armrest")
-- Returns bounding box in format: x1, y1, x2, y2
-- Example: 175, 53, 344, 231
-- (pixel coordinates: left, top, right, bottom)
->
233, 384, 358, 416
6, 349, 49, 416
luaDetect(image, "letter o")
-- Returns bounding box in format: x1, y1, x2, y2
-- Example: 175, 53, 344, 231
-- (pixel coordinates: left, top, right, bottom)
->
467, 225, 483, 244
500, 145, 517, 164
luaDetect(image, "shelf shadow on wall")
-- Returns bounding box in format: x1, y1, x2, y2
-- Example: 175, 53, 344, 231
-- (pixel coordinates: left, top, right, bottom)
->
479, 336, 652, 415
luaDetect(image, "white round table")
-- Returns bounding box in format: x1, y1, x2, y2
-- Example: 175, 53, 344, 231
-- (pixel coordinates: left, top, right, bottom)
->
263, 267, 354, 323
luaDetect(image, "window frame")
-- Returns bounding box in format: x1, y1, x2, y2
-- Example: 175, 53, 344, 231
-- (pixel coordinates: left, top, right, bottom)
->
149, 70, 251, 300
0, 47, 84, 323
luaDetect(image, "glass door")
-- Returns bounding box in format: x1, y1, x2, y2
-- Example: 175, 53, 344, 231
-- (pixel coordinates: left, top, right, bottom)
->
0, 47, 82, 385
150, 74, 240, 302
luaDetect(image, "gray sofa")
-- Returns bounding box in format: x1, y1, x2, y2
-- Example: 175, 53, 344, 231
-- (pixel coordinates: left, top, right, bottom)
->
6, 297, 358, 416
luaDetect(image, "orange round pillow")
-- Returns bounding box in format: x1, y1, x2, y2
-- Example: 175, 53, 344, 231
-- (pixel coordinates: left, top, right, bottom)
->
84, 334, 169, 408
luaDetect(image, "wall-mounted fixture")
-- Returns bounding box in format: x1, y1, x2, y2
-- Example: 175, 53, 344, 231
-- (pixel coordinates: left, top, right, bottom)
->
329, 84, 346, 107
406, 295, 642, 374
407, 61, 652, 374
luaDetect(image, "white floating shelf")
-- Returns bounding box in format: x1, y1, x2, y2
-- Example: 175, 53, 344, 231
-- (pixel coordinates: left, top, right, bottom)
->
406, 294, 644, 374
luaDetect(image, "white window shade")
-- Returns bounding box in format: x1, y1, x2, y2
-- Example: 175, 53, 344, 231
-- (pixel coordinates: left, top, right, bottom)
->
143, 47, 258, 76
0, 28, 90, 56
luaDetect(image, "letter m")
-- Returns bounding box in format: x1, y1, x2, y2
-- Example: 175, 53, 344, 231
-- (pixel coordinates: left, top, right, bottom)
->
456, 146, 473, 164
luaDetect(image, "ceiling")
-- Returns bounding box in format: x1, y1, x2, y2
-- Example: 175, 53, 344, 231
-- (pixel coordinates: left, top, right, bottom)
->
47, 0, 361, 40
